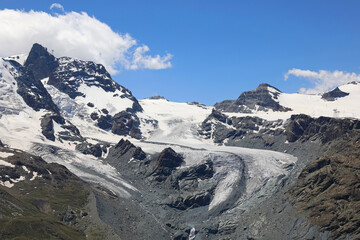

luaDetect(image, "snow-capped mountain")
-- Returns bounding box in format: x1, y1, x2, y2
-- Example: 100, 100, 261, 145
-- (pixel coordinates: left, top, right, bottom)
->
0, 43, 359, 239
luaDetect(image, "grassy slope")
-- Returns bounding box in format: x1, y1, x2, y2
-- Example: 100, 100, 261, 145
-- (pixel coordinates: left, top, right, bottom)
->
0, 147, 102, 240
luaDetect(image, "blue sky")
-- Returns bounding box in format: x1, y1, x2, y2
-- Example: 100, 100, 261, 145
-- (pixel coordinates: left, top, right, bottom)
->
1, 1, 360, 105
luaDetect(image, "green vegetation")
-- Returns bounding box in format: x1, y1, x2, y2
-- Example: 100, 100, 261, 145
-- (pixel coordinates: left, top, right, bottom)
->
0, 150, 102, 240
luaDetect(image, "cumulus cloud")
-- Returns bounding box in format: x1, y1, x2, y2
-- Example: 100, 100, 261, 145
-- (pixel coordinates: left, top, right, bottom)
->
284, 68, 360, 94
129, 45, 173, 70
50, 3, 64, 12
0, 9, 172, 74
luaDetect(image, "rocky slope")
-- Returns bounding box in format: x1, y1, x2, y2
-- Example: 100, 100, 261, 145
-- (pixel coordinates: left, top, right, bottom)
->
0, 143, 119, 240
215, 83, 291, 113
288, 116, 360, 239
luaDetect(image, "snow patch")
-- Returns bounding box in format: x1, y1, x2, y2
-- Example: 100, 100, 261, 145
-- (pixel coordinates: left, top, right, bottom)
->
0, 159, 15, 168
30, 171, 41, 181
0, 175, 26, 188
0, 152, 14, 158
4, 54, 28, 65
22, 165, 30, 173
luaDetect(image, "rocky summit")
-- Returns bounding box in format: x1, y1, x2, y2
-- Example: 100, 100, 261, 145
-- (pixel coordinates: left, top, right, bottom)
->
0, 43, 359, 239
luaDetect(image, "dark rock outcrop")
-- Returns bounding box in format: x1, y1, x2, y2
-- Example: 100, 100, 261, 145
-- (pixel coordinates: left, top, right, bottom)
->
176, 160, 214, 181
322, 87, 349, 101
165, 160, 214, 210
150, 148, 184, 181
286, 114, 360, 143
199, 109, 284, 145
40, 114, 56, 141
6, 60, 59, 114
106, 139, 146, 164
147, 95, 168, 100
215, 83, 291, 113
87, 102, 94, 107
111, 111, 141, 139
167, 191, 212, 210
97, 115, 112, 130
40, 113, 83, 142
289, 132, 360, 239
75, 142, 103, 158
24, 43, 58, 82
90, 112, 99, 121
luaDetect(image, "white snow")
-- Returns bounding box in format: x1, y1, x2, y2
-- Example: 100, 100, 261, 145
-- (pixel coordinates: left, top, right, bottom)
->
0, 180, 14, 188
189, 227, 196, 240
0, 159, 15, 168
138, 99, 212, 144
4, 54, 28, 65
22, 166, 30, 173
76, 83, 133, 116
0, 175, 26, 188
30, 171, 41, 181
0, 152, 14, 158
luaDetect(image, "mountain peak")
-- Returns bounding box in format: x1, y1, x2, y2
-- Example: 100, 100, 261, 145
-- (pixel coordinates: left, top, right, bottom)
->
322, 87, 349, 101
24, 43, 58, 81
256, 83, 282, 93
214, 83, 290, 113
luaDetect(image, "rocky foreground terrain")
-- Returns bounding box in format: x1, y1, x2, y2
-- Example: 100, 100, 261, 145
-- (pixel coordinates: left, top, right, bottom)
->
0, 43, 359, 239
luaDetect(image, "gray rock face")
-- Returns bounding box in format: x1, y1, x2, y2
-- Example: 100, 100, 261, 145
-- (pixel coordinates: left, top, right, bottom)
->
111, 111, 142, 139
96, 115, 112, 130
24, 43, 58, 82
149, 147, 184, 181
215, 83, 291, 113
166, 160, 215, 210
40, 113, 83, 142
147, 95, 168, 100
199, 109, 284, 146
167, 191, 212, 210
322, 87, 349, 101
75, 142, 104, 158
40, 114, 56, 141
286, 114, 360, 143
6, 60, 59, 114
106, 139, 146, 168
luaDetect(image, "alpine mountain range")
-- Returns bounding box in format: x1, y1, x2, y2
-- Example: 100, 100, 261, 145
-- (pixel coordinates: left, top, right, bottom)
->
0, 43, 359, 240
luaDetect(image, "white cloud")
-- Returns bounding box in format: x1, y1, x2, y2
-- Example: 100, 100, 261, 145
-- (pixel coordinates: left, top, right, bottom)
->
284, 68, 360, 94
0, 9, 172, 74
129, 45, 173, 70
50, 3, 64, 12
